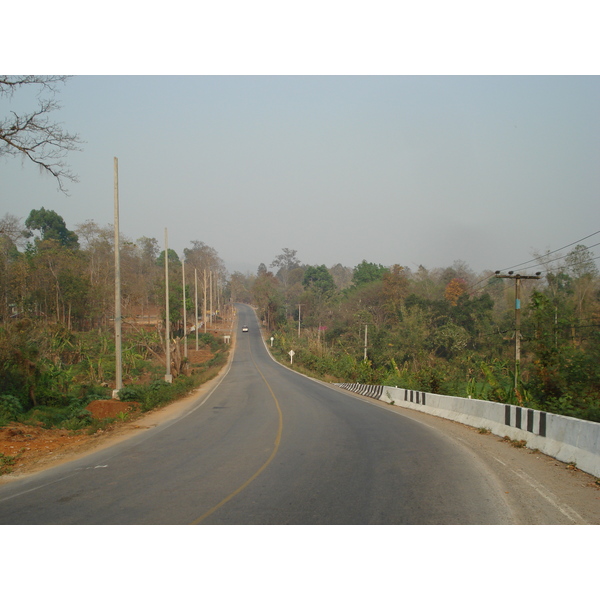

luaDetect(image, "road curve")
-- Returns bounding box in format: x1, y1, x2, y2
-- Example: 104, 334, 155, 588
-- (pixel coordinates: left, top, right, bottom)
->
0, 304, 515, 524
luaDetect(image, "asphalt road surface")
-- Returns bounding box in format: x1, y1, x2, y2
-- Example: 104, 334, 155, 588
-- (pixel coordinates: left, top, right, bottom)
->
1, 304, 596, 525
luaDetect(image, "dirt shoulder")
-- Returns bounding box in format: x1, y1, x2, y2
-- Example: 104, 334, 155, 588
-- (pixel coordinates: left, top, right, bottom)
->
1, 325, 236, 483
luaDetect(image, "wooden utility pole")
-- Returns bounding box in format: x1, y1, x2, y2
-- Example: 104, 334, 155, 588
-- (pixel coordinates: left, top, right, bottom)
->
113, 157, 122, 396
495, 271, 541, 394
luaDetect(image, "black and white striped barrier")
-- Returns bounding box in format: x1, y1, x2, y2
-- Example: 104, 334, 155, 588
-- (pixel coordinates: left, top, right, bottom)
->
382, 386, 600, 478
333, 382, 600, 477
336, 384, 426, 405
505, 404, 547, 437
335, 383, 383, 400
403, 389, 427, 406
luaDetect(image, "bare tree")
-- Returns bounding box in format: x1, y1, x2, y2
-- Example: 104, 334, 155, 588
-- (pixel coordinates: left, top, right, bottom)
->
0, 212, 25, 248
0, 75, 82, 193
270, 247, 300, 287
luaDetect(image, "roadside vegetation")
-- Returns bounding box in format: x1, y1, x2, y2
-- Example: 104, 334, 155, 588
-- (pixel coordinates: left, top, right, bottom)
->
0, 319, 229, 432
0, 209, 230, 433
233, 247, 600, 423
2, 209, 599, 432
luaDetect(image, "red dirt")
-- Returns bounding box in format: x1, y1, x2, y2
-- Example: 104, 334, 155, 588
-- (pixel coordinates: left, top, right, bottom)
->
0, 319, 235, 478
0, 400, 140, 476
86, 399, 141, 420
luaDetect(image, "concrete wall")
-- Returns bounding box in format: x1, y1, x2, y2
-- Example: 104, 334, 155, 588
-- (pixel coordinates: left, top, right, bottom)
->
335, 383, 600, 478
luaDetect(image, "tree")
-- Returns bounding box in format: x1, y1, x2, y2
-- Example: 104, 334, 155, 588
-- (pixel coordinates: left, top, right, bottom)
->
302, 265, 335, 298
451, 292, 494, 339
352, 260, 388, 287
270, 248, 301, 287
329, 263, 353, 290
132, 236, 162, 312
252, 270, 284, 329
565, 244, 598, 280
23, 236, 88, 327
183, 240, 227, 322
25, 207, 79, 249
183, 240, 224, 274
382, 264, 409, 317
183, 240, 227, 298
564, 245, 599, 328
74, 220, 114, 327
0, 213, 26, 248
0, 76, 82, 193
0, 214, 25, 319
156, 248, 181, 268
229, 271, 253, 304
444, 277, 468, 306
21, 209, 85, 325
137, 236, 160, 264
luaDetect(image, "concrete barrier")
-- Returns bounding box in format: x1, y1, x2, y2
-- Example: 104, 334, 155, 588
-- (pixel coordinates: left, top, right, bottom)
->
335, 383, 600, 478
335, 383, 383, 400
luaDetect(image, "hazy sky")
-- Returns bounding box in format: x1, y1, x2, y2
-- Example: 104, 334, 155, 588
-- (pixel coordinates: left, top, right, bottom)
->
2, 75, 599, 276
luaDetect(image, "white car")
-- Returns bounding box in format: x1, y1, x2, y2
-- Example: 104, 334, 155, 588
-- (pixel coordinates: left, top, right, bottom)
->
242, 326, 249, 332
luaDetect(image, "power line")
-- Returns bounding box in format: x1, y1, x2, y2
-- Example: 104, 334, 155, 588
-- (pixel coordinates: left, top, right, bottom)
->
466, 230, 600, 294
466, 320, 600, 343
524, 243, 600, 274
499, 230, 600, 272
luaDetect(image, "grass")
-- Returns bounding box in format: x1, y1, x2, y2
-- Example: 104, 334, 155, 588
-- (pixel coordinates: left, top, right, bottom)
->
86, 417, 117, 435
0, 451, 21, 475
504, 436, 527, 448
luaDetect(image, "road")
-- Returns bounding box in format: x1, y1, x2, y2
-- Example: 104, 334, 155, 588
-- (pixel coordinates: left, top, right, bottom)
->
1, 303, 598, 524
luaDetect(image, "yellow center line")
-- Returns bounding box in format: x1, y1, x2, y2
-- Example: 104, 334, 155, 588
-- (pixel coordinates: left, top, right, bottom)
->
190, 341, 283, 525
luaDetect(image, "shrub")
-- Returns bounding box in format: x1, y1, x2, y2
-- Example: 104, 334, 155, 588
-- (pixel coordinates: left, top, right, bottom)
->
0, 452, 19, 475
0, 394, 24, 426
117, 386, 144, 402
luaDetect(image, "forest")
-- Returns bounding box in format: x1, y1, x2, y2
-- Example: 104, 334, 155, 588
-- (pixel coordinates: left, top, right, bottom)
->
1, 209, 600, 432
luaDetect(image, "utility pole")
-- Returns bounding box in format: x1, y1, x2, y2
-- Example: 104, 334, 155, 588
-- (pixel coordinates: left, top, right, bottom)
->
203, 269, 207, 333
217, 274, 221, 316
113, 157, 122, 397
495, 270, 541, 394
364, 324, 368, 361
182, 260, 188, 359
195, 268, 199, 351
298, 304, 303, 337
164, 228, 172, 383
